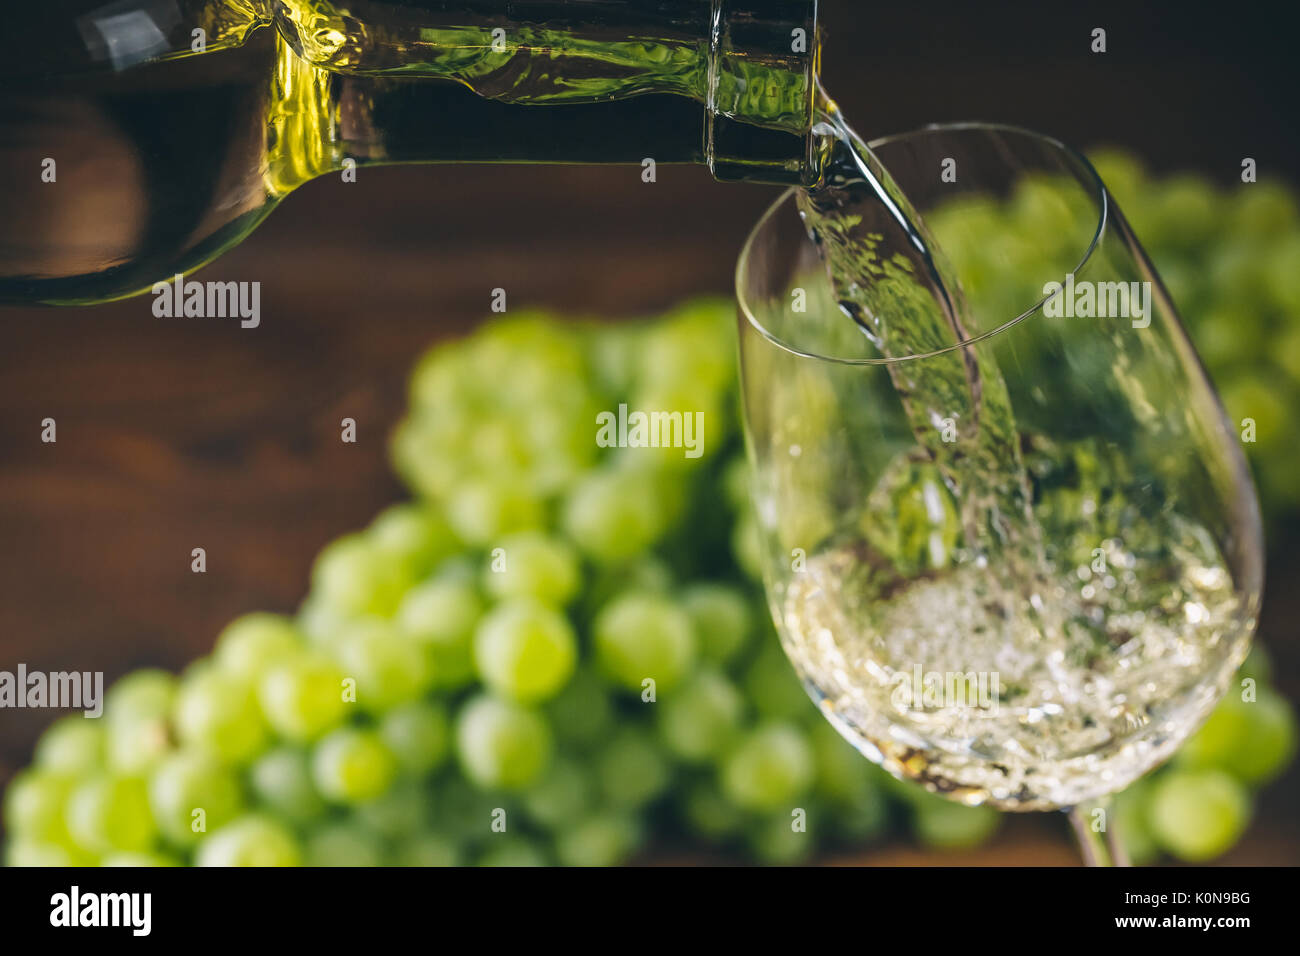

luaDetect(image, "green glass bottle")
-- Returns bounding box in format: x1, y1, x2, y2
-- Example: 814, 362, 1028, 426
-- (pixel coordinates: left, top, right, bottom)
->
1, 1, 819, 305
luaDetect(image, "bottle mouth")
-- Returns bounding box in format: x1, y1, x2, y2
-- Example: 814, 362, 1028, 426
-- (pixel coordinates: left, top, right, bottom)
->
705, 0, 820, 185
735, 122, 1109, 364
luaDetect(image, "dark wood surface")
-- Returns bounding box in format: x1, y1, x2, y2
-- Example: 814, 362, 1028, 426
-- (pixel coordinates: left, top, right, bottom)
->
2, 0, 1297, 863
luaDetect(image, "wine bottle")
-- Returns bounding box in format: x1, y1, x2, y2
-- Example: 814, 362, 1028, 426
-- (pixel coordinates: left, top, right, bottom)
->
0, 1, 819, 305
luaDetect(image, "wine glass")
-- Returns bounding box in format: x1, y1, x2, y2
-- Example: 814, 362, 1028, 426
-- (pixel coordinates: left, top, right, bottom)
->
735, 123, 1264, 864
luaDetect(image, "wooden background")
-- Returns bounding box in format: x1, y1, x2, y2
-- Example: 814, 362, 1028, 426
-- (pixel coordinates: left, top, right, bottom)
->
2, 0, 1297, 863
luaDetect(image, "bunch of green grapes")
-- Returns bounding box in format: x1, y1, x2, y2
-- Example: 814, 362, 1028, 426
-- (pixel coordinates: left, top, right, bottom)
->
4, 292, 1294, 866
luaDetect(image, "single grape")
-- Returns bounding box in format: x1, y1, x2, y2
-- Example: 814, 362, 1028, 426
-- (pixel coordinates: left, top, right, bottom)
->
721, 723, 815, 812
65, 774, 157, 855
379, 699, 450, 775
597, 728, 672, 809
367, 502, 459, 578
554, 813, 642, 867
173, 669, 269, 766
393, 832, 462, 867
249, 746, 328, 823
561, 468, 670, 563
743, 643, 813, 722
522, 756, 592, 829
1147, 769, 1250, 862
1229, 179, 1299, 238
445, 478, 544, 546
306, 822, 386, 867
34, 716, 104, 776
311, 727, 398, 805
195, 815, 301, 867
545, 668, 615, 750
104, 669, 177, 724
910, 793, 1000, 850
481, 531, 581, 607
331, 618, 432, 713
310, 532, 416, 619
747, 809, 817, 865
1113, 780, 1160, 866
730, 512, 763, 581
105, 713, 173, 775
148, 751, 244, 846
657, 670, 744, 763
683, 782, 745, 841
258, 653, 349, 742
397, 574, 483, 689
682, 584, 753, 665
354, 781, 432, 838
454, 695, 552, 791
593, 590, 696, 693
473, 598, 577, 704
4, 840, 87, 867
4, 769, 74, 843
213, 613, 303, 682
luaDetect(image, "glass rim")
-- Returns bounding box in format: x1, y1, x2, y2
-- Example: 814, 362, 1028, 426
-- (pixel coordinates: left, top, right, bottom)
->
735, 121, 1110, 366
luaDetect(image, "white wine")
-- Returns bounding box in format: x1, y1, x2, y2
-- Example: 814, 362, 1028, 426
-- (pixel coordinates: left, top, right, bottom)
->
778, 486, 1249, 811
782, 96, 1254, 812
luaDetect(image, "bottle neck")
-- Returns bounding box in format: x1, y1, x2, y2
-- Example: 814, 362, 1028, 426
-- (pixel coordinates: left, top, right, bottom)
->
267, 0, 820, 185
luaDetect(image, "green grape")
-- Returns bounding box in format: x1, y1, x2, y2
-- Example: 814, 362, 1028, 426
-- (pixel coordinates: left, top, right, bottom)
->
101, 851, 182, 867
213, 613, 303, 682
1229, 179, 1298, 238
331, 618, 432, 713
1218, 375, 1291, 453
476, 838, 549, 867
148, 752, 244, 846
1191, 306, 1266, 369
1113, 780, 1160, 866
1148, 174, 1219, 250
455, 695, 552, 791
396, 574, 483, 689
258, 653, 348, 742
731, 512, 763, 580
721, 723, 815, 812
196, 815, 301, 867
638, 300, 735, 394
1147, 769, 1250, 862
593, 590, 696, 693
394, 832, 462, 867
545, 668, 615, 750
367, 502, 458, 578
306, 823, 386, 867
311, 727, 398, 805
104, 669, 177, 724
4, 840, 87, 867
296, 596, 349, 646
588, 322, 640, 396
354, 781, 432, 838
105, 713, 172, 775
481, 531, 581, 607
522, 756, 592, 829
34, 716, 104, 776
249, 746, 328, 823
554, 813, 642, 867
1265, 233, 1300, 313
597, 728, 672, 809
1086, 148, 1146, 207
65, 774, 156, 855
743, 643, 813, 722
4, 769, 74, 843
747, 809, 816, 865
446, 478, 544, 546
473, 598, 577, 704
1184, 687, 1296, 784
722, 456, 751, 511
657, 670, 744, 762
682, 584, 752, 665
831, 792, 890, 843
173, 669, 269, 765
561, 468, 670, 563
311, 532, 416, 618
1240, 644, 1273, 685
683, 782, 745, 841
436, 778, 512, 842
379, 699, 450, 775
911, 793, 1000, 850
621, 379, 723, 472
809, 722, 879, 808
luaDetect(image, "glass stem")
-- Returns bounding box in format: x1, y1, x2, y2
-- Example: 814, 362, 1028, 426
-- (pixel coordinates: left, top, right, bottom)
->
1067, 798, 1129, 867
